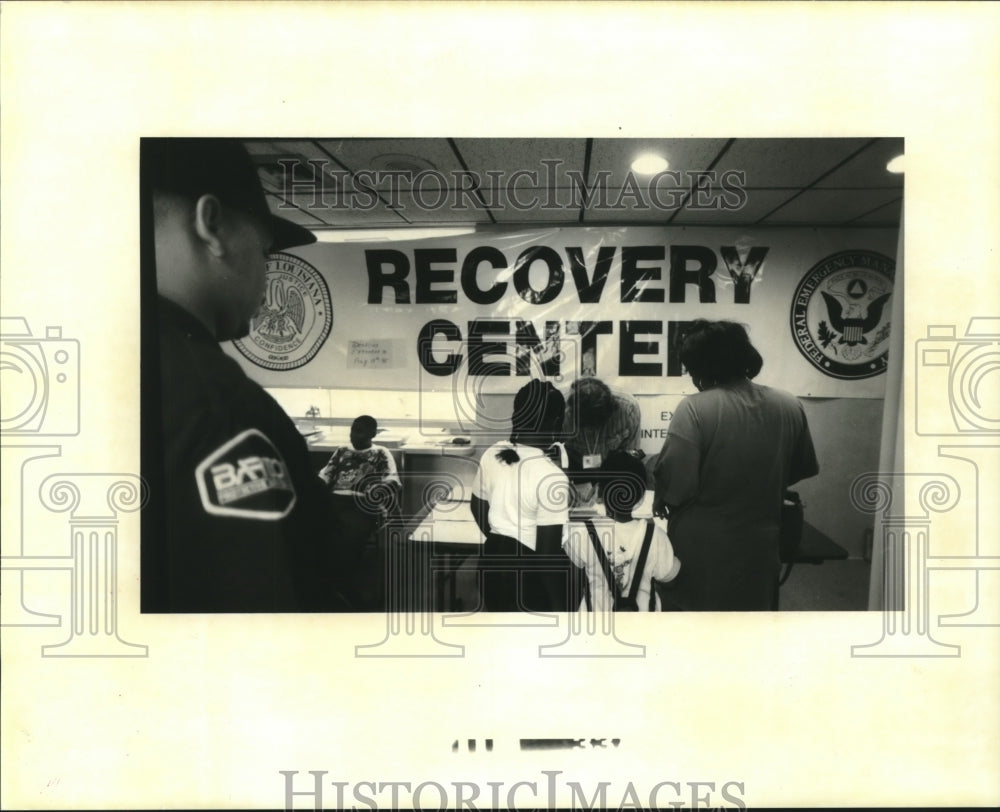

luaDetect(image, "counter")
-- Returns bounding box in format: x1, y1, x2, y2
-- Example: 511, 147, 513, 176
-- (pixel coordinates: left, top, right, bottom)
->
297, 422, 484, 518
296, 423, 478, 456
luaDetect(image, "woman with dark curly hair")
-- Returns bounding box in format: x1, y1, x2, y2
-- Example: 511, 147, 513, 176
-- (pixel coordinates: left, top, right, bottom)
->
653, 320, 819, 610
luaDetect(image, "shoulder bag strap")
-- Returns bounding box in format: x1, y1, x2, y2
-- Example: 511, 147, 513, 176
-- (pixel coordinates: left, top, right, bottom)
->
627, 520, 656, 603
584, 519, 620, 600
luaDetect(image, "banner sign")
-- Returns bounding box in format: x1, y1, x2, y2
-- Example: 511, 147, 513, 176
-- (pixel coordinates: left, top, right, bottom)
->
225, 226, 897, 399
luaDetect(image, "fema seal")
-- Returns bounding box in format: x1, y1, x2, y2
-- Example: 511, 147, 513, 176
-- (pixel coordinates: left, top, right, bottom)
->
790, 250, 894, 380
233, 253, 333, 371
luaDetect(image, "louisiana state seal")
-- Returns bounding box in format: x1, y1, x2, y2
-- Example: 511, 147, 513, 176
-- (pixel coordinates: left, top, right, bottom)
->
233, 253, 333, 371
790, 250, 895, 380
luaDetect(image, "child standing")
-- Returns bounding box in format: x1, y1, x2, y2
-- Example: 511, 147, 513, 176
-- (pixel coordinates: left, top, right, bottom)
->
564, 450, 681, 611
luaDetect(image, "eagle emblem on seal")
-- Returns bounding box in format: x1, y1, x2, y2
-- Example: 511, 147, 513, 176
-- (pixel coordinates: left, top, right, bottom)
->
790, 250, 895, 380
819, 289, 892, 347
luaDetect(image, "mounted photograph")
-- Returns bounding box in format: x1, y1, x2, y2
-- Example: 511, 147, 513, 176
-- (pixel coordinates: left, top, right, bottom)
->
140, 136, 904, 616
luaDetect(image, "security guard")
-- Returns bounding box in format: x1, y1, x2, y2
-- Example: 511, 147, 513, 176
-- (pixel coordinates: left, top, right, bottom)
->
141, 138, 350, 612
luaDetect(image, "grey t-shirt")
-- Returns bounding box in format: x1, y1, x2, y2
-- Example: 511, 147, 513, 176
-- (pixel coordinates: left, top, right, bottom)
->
653, 380, 819, 609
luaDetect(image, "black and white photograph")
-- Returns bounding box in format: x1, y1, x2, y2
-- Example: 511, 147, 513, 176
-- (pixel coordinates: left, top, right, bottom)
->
2, 3, 998, 810
141, 136, 902, 617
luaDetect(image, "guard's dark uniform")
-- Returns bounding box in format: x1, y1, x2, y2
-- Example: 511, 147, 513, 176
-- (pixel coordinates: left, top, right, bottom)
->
149, 296, 347, 612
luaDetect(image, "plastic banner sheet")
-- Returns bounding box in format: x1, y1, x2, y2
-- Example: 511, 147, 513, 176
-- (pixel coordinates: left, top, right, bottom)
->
226, 226, 897, 400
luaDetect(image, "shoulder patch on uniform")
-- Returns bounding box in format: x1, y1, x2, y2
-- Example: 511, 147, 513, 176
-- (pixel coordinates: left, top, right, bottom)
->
195, 429, 297, 520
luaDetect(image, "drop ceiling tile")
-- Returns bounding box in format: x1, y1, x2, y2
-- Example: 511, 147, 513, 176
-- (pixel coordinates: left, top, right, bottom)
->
268, 191, 409, 227
588, 139, 730, 187
454, 138, 586, 186
761, 188, 903, 225
264, 194, 327, 226
453, 138, 587, 222
671, 189, 802, 225
713, 138, 872, 187
580, 184, 685, 223
247, 140, 351, 195
381, 191, 494, 225
814, 137, 904, 188
244, 140, 292, 156
489, 190, 583, 224
849, 197, 903, 226
312, 138, 465, 190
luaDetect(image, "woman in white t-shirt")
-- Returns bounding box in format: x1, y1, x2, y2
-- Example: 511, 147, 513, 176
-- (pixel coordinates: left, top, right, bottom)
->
470, 380, 573, 612
564, 451, 681, 611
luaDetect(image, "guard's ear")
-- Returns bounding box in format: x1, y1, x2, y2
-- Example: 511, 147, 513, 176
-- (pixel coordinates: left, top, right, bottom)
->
192, 194, 226, 258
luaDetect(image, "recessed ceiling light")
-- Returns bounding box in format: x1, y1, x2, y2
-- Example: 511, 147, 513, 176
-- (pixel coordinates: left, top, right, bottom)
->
631, 153, 669, 175
886, 154, 905, 174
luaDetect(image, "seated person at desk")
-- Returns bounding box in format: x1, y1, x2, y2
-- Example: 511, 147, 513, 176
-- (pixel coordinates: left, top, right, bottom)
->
652, 320, 819, 611
470, 380, 573, 612
564, 451, 681, 612
563, 377, 643, 502
319, 415, 401, 606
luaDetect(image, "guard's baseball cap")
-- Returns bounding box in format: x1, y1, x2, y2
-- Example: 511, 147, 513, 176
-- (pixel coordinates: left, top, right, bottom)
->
142, 138, 317, 251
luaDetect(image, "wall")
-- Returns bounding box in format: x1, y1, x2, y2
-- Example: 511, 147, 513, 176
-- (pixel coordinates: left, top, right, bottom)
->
796, 397, 882, 559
